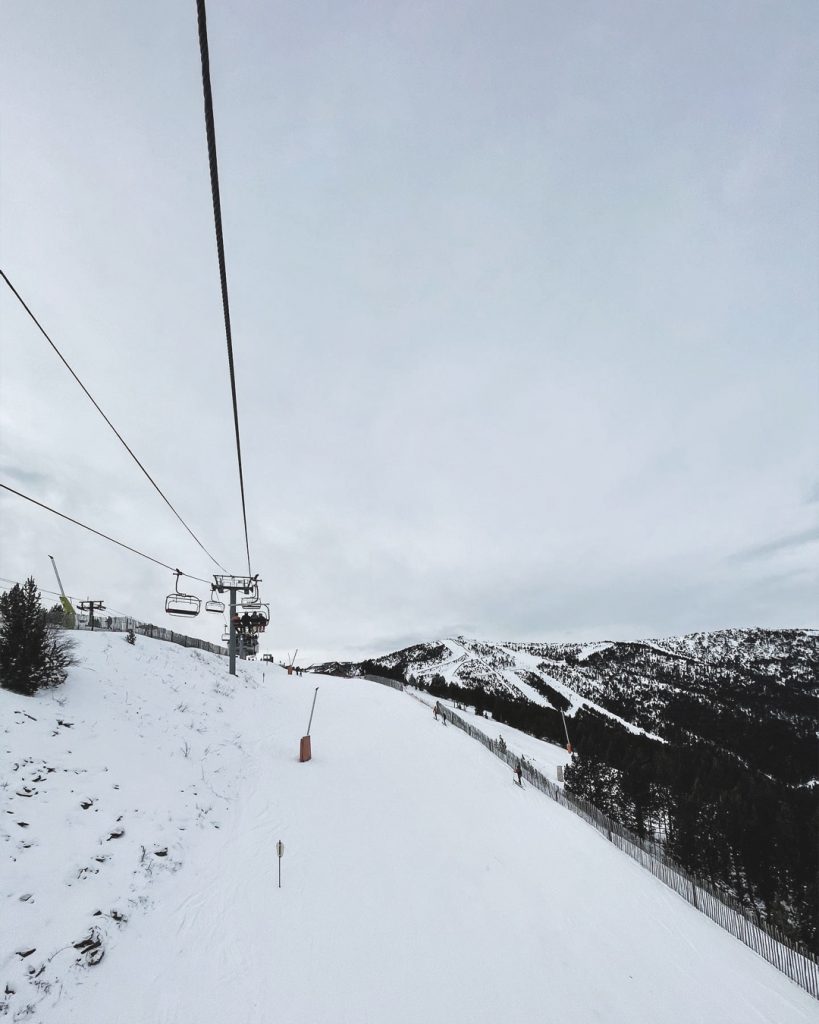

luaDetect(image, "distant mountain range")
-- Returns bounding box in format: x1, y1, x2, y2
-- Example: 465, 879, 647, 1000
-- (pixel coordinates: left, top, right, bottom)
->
312, 627, 819, 951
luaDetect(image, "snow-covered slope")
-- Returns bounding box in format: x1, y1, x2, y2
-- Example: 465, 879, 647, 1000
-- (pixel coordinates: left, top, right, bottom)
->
409, 685, 574, 783
1, 633, 815, 1022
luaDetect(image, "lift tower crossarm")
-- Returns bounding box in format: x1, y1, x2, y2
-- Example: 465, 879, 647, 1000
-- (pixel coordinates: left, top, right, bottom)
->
77, 599, 105, 631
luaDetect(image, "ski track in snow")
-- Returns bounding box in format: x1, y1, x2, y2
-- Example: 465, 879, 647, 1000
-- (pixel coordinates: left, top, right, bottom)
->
1, 633, 815, 1023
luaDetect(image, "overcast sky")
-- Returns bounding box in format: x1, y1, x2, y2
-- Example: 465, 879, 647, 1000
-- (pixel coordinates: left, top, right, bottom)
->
1, 0, 816, 664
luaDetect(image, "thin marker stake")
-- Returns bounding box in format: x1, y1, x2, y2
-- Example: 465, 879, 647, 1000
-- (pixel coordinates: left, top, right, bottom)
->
306, 687, 319, 736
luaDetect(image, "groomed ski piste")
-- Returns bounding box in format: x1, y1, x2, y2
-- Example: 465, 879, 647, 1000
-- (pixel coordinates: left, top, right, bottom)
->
2, 633, 815, 1023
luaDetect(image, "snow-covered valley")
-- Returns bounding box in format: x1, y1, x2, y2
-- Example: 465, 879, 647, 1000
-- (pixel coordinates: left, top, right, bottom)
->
1, 632, 815, 1022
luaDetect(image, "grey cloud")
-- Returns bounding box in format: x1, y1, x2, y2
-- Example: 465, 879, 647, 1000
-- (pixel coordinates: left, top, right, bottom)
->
0, 1, 816, 664
730, 528, 819, 562
0, 464, 51, 488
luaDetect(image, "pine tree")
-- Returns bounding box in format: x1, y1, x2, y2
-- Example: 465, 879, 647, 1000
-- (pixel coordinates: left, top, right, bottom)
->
0, 578, 76, 695
45, 602, 66, 627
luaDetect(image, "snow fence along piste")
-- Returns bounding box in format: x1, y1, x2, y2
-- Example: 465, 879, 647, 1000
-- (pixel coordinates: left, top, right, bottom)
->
77, 617, 228, 658
361, 674, 405, 691
430, 700, 818, 999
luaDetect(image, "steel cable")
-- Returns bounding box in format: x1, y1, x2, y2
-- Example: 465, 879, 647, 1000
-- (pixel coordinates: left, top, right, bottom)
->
0, 269, 229, 573
0, 483, 211, 585
195, 0, 252, 577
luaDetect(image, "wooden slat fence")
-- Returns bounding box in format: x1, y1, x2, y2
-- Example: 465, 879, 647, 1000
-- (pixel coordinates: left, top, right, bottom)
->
77, 617, 228, 658
432, 700, 818, 999
362, 673, 405, 692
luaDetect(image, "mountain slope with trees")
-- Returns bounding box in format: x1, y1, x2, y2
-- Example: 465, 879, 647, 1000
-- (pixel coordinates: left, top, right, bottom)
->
311, 628, 819, 951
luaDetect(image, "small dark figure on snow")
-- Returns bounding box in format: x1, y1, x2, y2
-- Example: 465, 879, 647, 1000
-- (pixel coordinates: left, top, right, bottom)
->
433, 705, 438, 720
106, 616, 113, 630
124, 628, 136, 646
514, 762, 522, 786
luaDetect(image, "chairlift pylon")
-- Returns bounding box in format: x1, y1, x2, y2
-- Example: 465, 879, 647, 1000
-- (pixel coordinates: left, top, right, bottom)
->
165, 570, 201, 618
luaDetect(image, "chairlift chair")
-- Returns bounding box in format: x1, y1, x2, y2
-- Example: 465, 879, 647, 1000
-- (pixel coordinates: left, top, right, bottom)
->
246, 605, 270, 634
230, 604, 269, 636
165, 570, 201, 618
240, 581, 261, 610
205, 591, 226, 614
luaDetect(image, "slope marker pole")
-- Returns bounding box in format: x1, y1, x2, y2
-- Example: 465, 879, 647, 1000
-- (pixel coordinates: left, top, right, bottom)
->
306, 686, 319, 736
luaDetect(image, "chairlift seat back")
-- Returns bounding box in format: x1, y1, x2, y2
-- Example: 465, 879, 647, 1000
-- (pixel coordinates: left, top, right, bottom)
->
165, 593, 201, 617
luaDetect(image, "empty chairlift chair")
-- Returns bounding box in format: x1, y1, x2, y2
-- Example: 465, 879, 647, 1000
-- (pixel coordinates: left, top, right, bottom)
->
165, 570, 201, 618
240, 581, 262, 611
205, 590, 225, 614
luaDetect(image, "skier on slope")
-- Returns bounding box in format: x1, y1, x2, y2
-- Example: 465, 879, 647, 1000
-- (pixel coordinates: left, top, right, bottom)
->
514, 762, 522, 786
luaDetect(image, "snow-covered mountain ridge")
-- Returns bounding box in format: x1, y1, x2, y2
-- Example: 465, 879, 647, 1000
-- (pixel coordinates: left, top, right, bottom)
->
313, 627, 818, 772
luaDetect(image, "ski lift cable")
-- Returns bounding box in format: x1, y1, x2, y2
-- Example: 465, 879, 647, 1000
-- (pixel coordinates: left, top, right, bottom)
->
1, 577, 148, 618
0, 575, 73, 601
0, 269, 230, 574
0, 483, 212, 586
0, 579, 145, 624
194, 0, 252, 578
